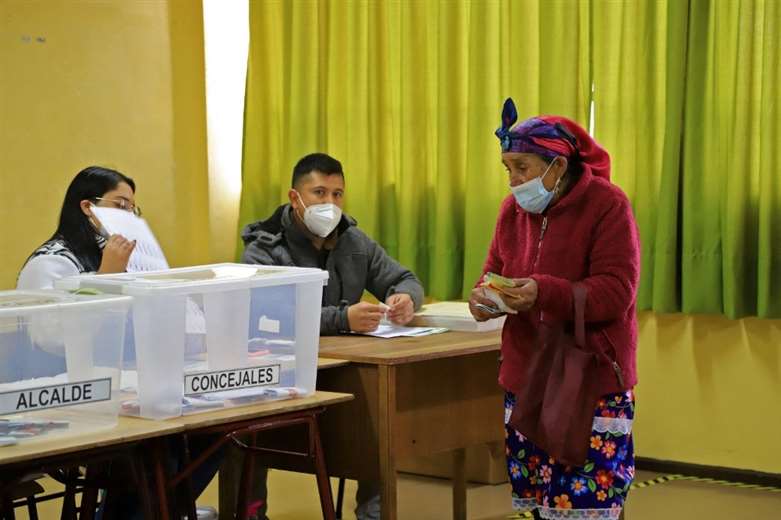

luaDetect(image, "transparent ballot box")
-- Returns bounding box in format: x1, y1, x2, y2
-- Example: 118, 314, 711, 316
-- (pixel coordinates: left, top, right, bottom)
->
0, 290, 131, 445
58, 264, 328, 419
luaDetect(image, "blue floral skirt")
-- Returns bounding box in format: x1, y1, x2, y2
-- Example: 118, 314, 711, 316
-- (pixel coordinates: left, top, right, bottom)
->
504, 391, 635, 519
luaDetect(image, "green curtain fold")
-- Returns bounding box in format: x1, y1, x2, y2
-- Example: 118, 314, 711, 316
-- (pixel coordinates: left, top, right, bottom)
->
239, 0, 781, 318
591, 0, 690, 314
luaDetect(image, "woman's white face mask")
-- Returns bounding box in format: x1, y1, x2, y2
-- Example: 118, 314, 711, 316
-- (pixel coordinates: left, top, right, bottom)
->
295, 192, 342, 237
509, 156, 561, 214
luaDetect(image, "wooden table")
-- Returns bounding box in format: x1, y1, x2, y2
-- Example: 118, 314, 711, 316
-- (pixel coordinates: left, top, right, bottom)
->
0, 417, 183, 519
1, 388, 353, 520
316, 357, 351, 370
0, 418, 182, 469
263, 330, 505, 520
169, 391, 354, 431
159, 390, 354, 520
318, 331, 505, 520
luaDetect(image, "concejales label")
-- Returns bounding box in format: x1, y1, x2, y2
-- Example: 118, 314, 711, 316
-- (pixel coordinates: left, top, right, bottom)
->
184, 365, 280, 396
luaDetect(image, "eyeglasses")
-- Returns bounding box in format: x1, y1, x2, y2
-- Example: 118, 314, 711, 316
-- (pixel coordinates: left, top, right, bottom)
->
92, 197, 142, 217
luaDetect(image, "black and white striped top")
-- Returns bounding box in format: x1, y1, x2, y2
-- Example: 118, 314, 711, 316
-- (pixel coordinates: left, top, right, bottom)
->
17, 236, 105, 290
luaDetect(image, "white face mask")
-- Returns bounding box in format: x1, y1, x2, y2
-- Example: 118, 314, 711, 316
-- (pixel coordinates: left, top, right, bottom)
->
509, 156, 561, 214
295, 193, 342, 238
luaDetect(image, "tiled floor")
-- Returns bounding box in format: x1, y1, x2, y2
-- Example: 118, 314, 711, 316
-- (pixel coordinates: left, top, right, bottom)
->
205, 468, 781, 520
15, 468, 781, 519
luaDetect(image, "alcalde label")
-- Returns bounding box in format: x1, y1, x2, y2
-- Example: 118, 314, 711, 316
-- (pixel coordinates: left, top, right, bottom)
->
184, 365, 281, 396
0, 378, 112, 415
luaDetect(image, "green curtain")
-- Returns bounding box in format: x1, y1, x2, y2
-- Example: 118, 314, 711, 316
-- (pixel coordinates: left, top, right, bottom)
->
686, 0, 781, 319
238, 0, 590, 300
239, 0, 781, 318
592, 0, 781, 318
591, 0, 689, 314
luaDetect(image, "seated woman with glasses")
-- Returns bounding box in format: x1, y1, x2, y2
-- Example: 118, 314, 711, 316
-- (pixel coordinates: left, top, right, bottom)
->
16, 166, 221, 519
17, 165, 139, 289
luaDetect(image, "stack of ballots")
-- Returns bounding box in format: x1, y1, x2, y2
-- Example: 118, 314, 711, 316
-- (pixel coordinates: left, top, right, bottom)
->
408, 301, 505, 332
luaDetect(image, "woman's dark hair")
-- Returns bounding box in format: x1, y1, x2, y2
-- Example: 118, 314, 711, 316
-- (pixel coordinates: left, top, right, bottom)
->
545, 123, 583, 181
540, 153, 583, 180
52, 166, 135, 271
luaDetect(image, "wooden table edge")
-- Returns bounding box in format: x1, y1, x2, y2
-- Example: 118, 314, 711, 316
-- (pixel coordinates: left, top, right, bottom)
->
0, 418, 184, 467
318, 342, 501, 365
170, 391, 354, 431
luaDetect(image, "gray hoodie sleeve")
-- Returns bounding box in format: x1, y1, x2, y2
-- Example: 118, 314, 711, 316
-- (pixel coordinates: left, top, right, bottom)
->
365, 238, 424, 310
319, 304, 350, 336
241, 241, 276, 265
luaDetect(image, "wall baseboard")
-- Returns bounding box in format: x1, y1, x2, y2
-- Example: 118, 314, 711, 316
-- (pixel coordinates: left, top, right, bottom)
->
635, 457, 781, 488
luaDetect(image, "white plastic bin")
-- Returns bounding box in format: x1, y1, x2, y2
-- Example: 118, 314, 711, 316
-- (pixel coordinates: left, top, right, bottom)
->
0, 290, 130, 445
57, 264, 328, 419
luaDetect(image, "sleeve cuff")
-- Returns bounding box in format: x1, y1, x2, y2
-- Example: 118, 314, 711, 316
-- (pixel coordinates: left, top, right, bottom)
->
530, 274, 573, 318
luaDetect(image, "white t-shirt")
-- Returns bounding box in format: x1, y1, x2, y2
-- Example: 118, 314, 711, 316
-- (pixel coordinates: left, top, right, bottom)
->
17, 254, 82, 290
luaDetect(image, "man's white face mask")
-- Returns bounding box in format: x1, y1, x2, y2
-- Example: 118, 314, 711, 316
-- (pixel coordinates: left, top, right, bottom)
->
295, 192, 342, 238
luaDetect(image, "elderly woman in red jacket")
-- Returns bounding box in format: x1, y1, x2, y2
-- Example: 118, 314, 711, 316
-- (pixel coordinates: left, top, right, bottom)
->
469, 98, 640, 520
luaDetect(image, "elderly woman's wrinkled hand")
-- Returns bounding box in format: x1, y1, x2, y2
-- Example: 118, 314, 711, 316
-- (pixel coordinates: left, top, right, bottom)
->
469, 287, 505, 321
498, 278, 538, 312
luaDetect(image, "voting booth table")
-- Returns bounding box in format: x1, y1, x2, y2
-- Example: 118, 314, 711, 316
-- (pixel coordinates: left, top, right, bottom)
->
0, 266, 352, 519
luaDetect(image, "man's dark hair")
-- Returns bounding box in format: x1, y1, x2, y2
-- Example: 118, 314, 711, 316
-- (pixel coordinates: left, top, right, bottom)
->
291, 153, 344, 187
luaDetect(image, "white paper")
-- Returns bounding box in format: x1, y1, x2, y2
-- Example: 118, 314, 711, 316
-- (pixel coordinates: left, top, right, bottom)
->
91, 206, 169, 272
196, 386, 302, 402
258, 315, 280, 334
357, 324, 449, 339
415, 301, 475, 318
408, 301, 506, 332
481, 287, 518, 314
91, 207, 206, 336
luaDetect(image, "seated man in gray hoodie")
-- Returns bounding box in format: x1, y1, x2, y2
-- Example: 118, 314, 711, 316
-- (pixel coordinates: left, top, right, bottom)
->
243, 152, 423, 334
222, 152, 424, 520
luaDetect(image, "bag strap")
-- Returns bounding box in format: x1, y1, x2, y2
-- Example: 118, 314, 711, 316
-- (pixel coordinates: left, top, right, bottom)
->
572, 282, 625, 388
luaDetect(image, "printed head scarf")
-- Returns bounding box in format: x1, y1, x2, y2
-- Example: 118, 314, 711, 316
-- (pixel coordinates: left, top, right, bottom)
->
495, 98, 611, 180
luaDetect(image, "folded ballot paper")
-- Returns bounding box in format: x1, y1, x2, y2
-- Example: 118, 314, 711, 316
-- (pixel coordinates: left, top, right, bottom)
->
408, 301, 505, 332
90, 206, 206, 334
91, 206, 170, 272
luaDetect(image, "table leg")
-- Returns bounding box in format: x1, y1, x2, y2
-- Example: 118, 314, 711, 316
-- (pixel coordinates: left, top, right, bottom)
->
127, 448, 155, 520
151, 439, 171, 520
79, 466, 100, 520
60, 472, 77, 520
452, 448, 467, 520
309, 415, 336, 520
2, 494, 16, 520
378, 365, 397, 520
236, 437, 255, 520
335, 478, 345, 519
180, 436, 198, 520
26, 495, 39, 520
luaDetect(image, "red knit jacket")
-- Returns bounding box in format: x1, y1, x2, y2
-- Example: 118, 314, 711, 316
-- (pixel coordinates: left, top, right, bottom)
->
482, 168, 640, 396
